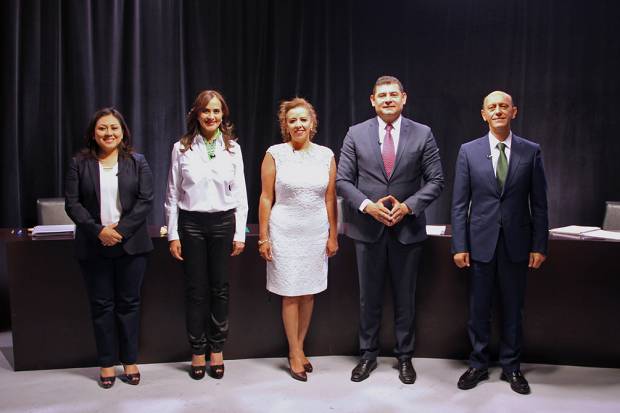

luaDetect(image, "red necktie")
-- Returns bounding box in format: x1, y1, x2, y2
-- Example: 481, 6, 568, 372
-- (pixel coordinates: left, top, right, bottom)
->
382, 123, 395, 177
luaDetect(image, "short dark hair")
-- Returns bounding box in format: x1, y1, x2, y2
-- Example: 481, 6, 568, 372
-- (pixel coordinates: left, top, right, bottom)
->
373, 75, 404, 94
83, 107, 132, 158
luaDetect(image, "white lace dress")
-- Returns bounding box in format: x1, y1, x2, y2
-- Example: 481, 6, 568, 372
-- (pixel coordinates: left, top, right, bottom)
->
266, 142, 334, 296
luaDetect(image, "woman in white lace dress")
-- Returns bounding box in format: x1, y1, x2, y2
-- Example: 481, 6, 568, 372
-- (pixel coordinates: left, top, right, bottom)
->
258, 98, 338, 382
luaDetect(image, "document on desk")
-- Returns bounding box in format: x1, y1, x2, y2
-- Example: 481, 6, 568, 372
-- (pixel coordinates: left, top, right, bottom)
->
580, 229, 620, 241
31, 224, 76, 236
426, 225, 446, 236
549, 225, 600, 237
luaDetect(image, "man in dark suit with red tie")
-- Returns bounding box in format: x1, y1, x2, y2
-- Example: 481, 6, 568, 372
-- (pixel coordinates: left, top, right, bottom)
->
451, 91, 549, 395
337, 76, 444, 384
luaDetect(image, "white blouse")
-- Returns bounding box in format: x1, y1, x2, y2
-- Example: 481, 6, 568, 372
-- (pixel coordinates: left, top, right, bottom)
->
99, 163, 122, 226
165, 134, 248, 242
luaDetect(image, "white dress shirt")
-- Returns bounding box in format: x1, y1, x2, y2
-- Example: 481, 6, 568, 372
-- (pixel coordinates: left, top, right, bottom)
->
99, 163, 122, 226
488, 131, 513, 176
165, 133, 249, 242
359, 116, 405, 212
377, 115, 402, 156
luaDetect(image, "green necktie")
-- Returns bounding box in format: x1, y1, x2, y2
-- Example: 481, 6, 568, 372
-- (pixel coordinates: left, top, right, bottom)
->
496, 142, 508, 191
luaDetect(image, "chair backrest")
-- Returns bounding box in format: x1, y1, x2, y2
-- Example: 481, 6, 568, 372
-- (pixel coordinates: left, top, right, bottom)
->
37, 198, 74, 225
602, 201, 620, 231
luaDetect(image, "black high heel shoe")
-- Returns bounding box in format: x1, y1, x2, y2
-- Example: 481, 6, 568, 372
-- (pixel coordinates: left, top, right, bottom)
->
288, 358, 307, 382
121, 372, 141, 385
210, 364, 225, 379
189, 364, 206, 380
99, 375, 116, 389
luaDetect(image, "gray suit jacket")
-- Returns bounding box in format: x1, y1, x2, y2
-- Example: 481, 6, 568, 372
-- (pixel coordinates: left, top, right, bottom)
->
336, 116, 444, 244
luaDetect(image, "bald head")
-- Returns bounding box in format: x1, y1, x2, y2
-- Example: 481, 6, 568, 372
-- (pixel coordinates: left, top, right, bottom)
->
482, 91, 514, 108
481, 90, 517, 140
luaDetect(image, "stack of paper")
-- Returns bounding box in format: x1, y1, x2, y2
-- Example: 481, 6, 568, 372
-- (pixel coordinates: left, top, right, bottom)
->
549, 225, 620, 241
580, 229, 620, 241
549, 225, 599, 237
426, 225, 446, 236
31, 224, 75, 237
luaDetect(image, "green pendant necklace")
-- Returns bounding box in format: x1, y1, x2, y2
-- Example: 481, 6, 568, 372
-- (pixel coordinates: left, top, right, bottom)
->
204, 130, 221, 160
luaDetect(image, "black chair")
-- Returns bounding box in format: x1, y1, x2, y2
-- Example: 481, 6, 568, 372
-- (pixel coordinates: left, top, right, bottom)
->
37, 198, 74, 225
602, 201, 620, 231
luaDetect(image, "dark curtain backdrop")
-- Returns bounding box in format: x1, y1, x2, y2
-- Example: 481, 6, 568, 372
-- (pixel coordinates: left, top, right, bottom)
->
2, 0, 620, 229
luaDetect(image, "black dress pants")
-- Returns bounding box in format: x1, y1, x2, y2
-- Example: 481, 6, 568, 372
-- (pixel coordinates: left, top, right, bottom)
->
354, 230, 422, 361
79, 253, 147, 367
179, 209, 235, 355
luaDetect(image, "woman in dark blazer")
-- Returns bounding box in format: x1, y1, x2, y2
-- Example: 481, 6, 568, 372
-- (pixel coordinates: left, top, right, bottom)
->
65, 107, 153, 388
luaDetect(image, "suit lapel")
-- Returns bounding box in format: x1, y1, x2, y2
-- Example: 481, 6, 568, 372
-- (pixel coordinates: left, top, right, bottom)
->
503, 134, 522, 194
87, 157, 101, 207
477, 136, 498, 195
368, 119, 389, 181
391, 119, 409, 178
117, 155, 128, 211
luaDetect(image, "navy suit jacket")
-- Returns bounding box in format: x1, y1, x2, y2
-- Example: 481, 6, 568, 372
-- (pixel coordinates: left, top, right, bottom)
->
65, 152, 154, 260
451, 134, 549, 263
336, 116, 445, 244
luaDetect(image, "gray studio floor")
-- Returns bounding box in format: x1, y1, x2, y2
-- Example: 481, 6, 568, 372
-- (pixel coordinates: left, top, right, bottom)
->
0, 331, 619, 413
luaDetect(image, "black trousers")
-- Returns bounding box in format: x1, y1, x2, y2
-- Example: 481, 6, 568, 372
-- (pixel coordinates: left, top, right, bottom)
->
468, 231, 528, 374
179, 209, 235, 355
79, 253, 147, 367
354, 230, 422, 361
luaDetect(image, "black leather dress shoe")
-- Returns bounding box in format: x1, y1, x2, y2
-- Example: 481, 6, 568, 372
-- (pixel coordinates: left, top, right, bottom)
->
398, 359, 416, 384
351, 359, 377, 382
501, 370, 531, 394
457, 367, 489, 390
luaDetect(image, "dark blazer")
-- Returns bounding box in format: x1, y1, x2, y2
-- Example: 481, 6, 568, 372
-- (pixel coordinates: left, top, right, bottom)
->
65, 152, 154, 260
336, 116, 445, 244
451, 134, 549, 263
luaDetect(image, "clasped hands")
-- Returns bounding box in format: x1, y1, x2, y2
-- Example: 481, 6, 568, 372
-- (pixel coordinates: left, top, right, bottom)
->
364, 195, 410, 226
98, 223, 123, 247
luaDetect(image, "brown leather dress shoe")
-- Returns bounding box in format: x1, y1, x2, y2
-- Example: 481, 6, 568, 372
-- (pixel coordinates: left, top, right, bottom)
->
457, 367, 489, 390
501, 370, 531, 394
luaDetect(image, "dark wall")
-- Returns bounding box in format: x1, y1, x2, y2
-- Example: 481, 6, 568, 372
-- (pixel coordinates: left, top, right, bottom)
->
2, 0, 620, 228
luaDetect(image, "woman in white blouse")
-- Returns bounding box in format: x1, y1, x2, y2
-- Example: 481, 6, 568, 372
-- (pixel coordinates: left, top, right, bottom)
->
165, 90, 248, 380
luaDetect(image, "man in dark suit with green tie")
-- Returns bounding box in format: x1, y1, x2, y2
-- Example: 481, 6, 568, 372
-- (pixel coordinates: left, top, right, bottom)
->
451, 91, 549, 395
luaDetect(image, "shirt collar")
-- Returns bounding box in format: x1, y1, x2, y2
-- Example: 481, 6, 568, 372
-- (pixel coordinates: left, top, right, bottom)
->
377, 115, 402, 132
489, 130, 512, 149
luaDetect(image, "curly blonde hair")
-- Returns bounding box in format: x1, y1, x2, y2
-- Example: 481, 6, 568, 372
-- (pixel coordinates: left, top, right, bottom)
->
277, 97, 318, 142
